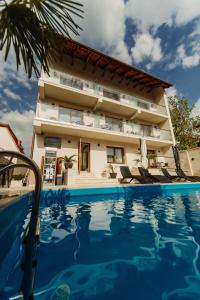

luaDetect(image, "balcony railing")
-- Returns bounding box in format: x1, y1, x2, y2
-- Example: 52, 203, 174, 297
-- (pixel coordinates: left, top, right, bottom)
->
43, 69, 167, 116
37, 103, 172, 141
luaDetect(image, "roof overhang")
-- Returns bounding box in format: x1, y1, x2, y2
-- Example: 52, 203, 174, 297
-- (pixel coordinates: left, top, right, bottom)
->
61, 39, 172, 90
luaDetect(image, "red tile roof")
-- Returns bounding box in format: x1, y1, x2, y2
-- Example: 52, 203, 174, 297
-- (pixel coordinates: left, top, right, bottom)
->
0, 122, 24, 153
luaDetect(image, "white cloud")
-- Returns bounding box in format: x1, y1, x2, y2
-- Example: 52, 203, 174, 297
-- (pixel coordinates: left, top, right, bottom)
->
79, 0, 131, 63
3, 88, 21, 101
178, 44, 200, 68
190, 20, 200, 37
131, 33, 162, 64
125, 0, 200, 32
0, 48, 36, 108
0, 49, 36, 84
174, 1, 200, 26
0, 47, 37, 114
191, 98, 200, 117
166, 86, 177, 97
0, 110, 35, 154
125, 0, 200, 70
182, 54, 200, 68
170, 43, 200, 69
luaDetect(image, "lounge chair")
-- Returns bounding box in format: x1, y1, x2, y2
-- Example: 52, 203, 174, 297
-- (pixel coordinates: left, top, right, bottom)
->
161, 168, 181, 181
119, 166, 152, 184
176, 168, 200, 182
138, 167, 171, 183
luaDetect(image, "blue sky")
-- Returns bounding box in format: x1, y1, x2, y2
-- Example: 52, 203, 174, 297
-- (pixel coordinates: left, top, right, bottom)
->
0, 0, 200, 153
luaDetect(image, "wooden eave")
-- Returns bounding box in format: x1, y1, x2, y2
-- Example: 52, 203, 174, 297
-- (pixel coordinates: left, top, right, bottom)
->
63, 39, 172, 90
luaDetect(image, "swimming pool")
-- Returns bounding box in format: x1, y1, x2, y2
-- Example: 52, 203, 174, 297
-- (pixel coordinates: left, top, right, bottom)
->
1, 184, 200, 299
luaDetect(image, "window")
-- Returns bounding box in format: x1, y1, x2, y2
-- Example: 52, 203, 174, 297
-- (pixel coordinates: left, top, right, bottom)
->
107, 147, 124, 164
103, 89, 120, 101
71, 110, 83, 125
59, 106, 70, 123
44, 137, 61, 148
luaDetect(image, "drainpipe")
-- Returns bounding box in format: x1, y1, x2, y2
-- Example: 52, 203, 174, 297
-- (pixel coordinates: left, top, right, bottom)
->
78, 138, 82, 174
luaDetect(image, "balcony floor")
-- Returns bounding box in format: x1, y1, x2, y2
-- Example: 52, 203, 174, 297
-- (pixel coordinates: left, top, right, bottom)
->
34, 118, 173, 147
39, 79, 169, 123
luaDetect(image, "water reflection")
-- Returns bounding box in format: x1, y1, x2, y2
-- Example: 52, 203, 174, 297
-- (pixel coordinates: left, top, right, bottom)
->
74, 204, 91, 260
40, 204, 74, 243
35, 189, 200, 300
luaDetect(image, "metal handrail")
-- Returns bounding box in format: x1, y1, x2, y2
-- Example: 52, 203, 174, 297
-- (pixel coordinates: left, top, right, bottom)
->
0, 151, 42, 299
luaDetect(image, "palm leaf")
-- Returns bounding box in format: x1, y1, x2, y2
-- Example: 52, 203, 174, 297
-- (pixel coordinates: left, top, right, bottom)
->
0, 0, 83, 78
61, 154, 77, 162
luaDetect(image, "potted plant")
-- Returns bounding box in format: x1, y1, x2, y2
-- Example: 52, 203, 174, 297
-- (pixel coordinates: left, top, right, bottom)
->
62, 155, 77, 169
108, 164, 117, 178
134, 158, 142, 166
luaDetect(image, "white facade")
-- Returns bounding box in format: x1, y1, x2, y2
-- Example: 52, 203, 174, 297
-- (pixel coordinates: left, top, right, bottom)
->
0, 123, 25, 187
0, 126, 22, 152
32, 40, 175, 185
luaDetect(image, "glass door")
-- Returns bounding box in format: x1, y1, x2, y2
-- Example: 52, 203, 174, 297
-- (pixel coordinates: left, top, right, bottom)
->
43, 150, 57, 184
81, 143, 90, 171
147, 150, 157, 168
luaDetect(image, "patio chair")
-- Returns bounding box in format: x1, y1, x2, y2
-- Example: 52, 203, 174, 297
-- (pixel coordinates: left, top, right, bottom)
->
119, 166, 152, 184
161, 168, 182, 181
138, 167, 171, 183
176, 168, 200, 182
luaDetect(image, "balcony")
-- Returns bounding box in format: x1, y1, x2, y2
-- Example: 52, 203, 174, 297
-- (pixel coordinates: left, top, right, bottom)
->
34, 103, 173, 146
39, 69, 168, 123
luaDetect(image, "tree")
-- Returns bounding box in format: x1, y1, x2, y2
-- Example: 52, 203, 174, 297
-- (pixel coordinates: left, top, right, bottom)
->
0, 0, 83, 78
169, 96, 200, 150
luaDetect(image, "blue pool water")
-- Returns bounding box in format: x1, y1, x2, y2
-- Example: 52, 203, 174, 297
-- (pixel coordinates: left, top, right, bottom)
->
0, 193, 32, 299
1, 184, 200, 299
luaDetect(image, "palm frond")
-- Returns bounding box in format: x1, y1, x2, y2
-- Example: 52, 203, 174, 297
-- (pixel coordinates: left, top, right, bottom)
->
61, 154, 77, 162
0, 0, 83, 78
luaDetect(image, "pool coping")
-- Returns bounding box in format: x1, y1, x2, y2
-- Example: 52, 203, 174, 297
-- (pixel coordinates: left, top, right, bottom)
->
42, 182, 200, 197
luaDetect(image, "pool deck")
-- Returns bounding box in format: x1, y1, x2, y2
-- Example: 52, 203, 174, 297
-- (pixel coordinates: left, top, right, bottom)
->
0, 186, 33, 208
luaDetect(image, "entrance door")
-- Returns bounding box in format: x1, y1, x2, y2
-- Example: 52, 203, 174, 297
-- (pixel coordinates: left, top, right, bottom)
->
147, 150, 156, 168
81, 143, 90, 171
43, 150, 57, 185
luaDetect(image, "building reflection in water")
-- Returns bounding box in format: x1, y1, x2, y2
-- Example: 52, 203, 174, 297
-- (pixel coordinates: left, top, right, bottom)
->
74, 203, 91, 260
36, 189, 200, 300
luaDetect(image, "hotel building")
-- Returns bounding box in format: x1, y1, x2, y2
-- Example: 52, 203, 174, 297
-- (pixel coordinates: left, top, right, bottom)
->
31, 39, 175, 185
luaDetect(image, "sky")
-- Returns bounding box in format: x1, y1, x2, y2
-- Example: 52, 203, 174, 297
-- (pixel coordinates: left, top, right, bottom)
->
1, 0, 200, 154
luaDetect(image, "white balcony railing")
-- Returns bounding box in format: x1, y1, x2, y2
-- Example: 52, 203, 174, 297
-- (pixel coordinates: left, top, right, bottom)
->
37, 102, 172, 141
43, 69, 167, 116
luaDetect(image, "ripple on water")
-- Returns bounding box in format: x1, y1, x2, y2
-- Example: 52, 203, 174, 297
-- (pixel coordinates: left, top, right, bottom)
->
35, 189, 200, 300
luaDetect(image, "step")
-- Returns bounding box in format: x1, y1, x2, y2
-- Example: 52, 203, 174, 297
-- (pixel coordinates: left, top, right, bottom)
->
76, 172, 95, 178
74, 179, 118, 184
74, 180, 118, 184
75, 177, 118, 181
71, 181, 119, 187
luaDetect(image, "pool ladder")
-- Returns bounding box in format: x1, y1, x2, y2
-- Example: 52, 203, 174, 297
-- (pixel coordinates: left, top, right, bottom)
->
0, 151, 42, 299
